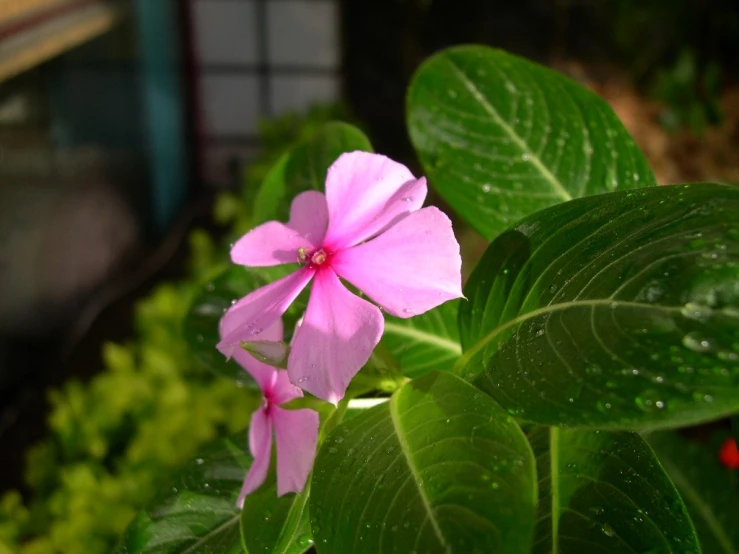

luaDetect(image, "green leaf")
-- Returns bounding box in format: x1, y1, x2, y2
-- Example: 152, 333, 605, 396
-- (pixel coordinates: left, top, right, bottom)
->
649, 432, 739, 554
115, 436, 249, 553
240, 340, 290, 369
252, 153, 289, 226
458, 183, 739, 429
310, 371, 537, 553
252, 122, 373, 225
407, 45, 655, 239
381, 299, 462, 378
530, 427, 699, 553
240, 482, 313, 554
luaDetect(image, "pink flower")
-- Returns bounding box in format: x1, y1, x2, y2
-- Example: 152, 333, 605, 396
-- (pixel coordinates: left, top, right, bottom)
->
231, 320, 319, 507
218, 151, 463, 403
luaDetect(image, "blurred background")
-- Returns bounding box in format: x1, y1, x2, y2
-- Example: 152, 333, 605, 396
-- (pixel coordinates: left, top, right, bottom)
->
0, 0, 737, 552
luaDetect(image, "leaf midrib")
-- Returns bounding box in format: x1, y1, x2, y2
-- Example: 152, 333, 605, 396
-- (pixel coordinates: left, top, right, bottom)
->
550, 427, 561, 554
273, 487, 310, 554
389, 395, 452, 553
445, 56, 572, 203
659, 456, 737, 554
384, 321, 462, 355
182, 513, 240, 554
456, 299, 683, 373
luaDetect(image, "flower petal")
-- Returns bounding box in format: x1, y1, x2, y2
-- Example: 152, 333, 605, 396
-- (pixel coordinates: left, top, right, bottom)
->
322, 152, 427, 250
231, 222, 311, 267
237, 407, 272, 507
288, 269, 383, 404
332, 207, 463, 318
231, 320, 283, 391
271, 369, 303, 405
230, 191, 328, 267
288, 190, 329, 245
218, 269, 313, 357
272, 406, 320, 496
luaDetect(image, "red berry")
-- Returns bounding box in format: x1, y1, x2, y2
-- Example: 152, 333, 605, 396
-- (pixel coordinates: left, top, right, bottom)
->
719, 438, 739, 469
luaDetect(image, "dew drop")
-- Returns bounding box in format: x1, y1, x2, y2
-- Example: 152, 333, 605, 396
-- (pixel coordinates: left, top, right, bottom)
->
718, 351, 739, 362
635, 389, 666, 411
681, 303, 713, 322
597, 400, 613, 412
692, 391, 714, 403
601, 523, 616, 537
682, 332, 713, 353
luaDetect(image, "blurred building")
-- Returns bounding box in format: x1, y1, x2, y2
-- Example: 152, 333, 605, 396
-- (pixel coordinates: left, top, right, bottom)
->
191, 0, 340, 186
0, 0, 340, 399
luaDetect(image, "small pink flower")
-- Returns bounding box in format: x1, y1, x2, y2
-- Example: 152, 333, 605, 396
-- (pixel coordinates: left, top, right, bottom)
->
218, 151, 463, 403
231, 321, 319, 507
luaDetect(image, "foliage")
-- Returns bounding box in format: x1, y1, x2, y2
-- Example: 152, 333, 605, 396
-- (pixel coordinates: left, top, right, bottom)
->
407, 46, 653, 240
119, 45, 739, 554
0, 105, 351, 554
530, 427, 698, 552
460, 183, 739, 429
0, 278, 255, 554
603, 0, 734, 132
650, 49, 723, 134
215, 104, 356, 239
648, 431, 739, 553
15, 41, 739, 552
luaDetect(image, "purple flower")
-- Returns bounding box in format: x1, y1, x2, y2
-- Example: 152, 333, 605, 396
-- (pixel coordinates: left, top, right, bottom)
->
231, 321, 319, 506
218, 151, 463, 403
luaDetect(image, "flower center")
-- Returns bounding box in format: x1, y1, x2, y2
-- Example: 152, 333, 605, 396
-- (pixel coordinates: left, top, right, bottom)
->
297, 247, 329, 268
311, 249, 327, 266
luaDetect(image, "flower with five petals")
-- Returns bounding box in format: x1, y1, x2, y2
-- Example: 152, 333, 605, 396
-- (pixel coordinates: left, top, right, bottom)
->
232, 321, 319, 506
218, 151, 463, 403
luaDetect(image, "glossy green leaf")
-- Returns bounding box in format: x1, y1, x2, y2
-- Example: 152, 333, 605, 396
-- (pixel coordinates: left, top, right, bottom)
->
310, 371, 537, 553
649, 432, 739, 554
530, 427, 699, 553
407, 45, 654, 239
241, 340, 290, 369
115, 436, 249, 553
240, 482, 313, 554
381, 299, 462, 378
252, 122, 373, 225
458, 183, 739, 429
